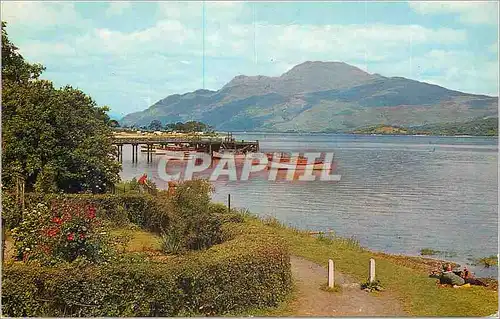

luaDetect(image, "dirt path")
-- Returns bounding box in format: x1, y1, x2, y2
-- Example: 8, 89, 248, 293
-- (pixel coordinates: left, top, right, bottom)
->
289, 255, 407, 316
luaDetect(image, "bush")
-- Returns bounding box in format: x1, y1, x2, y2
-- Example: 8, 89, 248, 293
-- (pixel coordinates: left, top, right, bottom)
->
4, 183, 239, 255
209, 202, 245, 223
2, 227, 292, 316
3, 192, 169, 233
11, 200, 111, 265
160, 231, 183, 255
165, 180, 225, 251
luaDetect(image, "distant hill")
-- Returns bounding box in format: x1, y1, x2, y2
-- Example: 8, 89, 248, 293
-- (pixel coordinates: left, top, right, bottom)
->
121, 61, 498, 132
353, 117, 498, 136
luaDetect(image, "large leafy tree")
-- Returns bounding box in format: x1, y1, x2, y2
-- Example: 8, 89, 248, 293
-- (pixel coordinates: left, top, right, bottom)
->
1, 22, 120, 193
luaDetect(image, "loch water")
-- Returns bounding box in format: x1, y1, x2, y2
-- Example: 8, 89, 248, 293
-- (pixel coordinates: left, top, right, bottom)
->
120, 133, 498, 277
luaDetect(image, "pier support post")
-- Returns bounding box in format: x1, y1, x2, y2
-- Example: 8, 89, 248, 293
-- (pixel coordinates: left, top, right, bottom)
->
369, 258, 376, 283
328, 259, 335, 288
228, 194, 231, 213
132, 144, 138, 163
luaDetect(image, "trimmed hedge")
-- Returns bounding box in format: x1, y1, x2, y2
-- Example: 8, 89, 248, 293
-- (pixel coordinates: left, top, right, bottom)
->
2, 227, 291, 316
2, 192, 169, 232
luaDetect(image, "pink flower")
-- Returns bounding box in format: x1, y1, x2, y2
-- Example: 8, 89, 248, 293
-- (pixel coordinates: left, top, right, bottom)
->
67, 233, 75, 241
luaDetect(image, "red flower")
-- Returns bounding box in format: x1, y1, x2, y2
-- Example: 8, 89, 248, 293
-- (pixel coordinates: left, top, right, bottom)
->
67, 233, 75, 241
51, 217, 63, 225
79, 233, 85, 240
87, 206, 96, 219
46, 227, 59, 238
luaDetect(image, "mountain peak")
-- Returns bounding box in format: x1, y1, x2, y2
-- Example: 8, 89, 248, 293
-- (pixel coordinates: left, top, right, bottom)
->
121, 60, 497, 132
277, 61, 379, 94
281, 61, 370, 78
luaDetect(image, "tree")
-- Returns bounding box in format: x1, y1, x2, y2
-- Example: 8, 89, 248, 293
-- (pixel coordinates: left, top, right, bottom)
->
148, 120, 163, 131
108, 119, 120, 128
163, 121, 213, 133
1, 22, 120, 193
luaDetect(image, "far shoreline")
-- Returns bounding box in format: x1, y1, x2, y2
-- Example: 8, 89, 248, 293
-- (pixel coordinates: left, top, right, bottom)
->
220, 131, 498, 138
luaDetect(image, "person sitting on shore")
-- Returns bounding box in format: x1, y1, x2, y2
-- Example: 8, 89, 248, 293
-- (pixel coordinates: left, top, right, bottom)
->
439, 264, 465, 286
460, 267, 488, 286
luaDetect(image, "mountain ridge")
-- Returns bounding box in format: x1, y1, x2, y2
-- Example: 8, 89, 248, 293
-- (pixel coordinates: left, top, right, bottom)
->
121, 61, 498, 132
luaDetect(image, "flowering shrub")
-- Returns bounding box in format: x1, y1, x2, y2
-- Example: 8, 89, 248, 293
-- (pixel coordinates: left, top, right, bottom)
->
11, 200, 110, 265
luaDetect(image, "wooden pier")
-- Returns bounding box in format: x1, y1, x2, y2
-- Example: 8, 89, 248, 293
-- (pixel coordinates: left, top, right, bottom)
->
111, 135, 260, 163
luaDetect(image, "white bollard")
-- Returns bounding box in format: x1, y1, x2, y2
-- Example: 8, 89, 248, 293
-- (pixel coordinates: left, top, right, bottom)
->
328, 259, 335, 288
369, 258, 376, 283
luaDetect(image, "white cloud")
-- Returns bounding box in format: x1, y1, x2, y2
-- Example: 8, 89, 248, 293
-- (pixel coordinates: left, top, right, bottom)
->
156, 1, 249, 23
18, 13, 472, 96
0, 1, 87, 28
374, 49, 498, 95
253, 24, 466, 62
409, 1, 499, 25
105, 2, 131, 17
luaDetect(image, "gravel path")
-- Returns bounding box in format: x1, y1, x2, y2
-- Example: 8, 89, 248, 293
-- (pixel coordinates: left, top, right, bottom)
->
289, 255, 407, 316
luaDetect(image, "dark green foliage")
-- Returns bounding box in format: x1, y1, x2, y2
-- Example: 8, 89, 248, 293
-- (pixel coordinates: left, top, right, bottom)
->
148, 119, 163, 131
209, 203, 245, 223
108, 119, 120, 128
164, 121, 213, 133
160, 231, 183, 254
2, 192, 168, 232
1, 22, 120, 193
1, 21, 45, 84
412, 117, 498, 136
167, 180, 224, 251
361, 279, 384, 292
354, 117, 498, 136
2, 227, 291, 317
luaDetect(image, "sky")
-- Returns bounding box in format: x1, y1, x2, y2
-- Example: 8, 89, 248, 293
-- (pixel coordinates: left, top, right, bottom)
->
1, 1, 499, 119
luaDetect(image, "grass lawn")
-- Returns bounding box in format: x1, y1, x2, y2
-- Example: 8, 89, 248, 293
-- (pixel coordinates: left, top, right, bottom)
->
241, 217, 498, 317
109, 226, 162, 253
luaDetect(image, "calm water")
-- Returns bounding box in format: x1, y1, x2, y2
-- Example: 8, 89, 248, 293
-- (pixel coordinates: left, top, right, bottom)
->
119, 133, 498, 277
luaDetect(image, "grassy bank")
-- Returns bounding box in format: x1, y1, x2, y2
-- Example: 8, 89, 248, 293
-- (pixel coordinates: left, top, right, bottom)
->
241, 215, 498, 317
